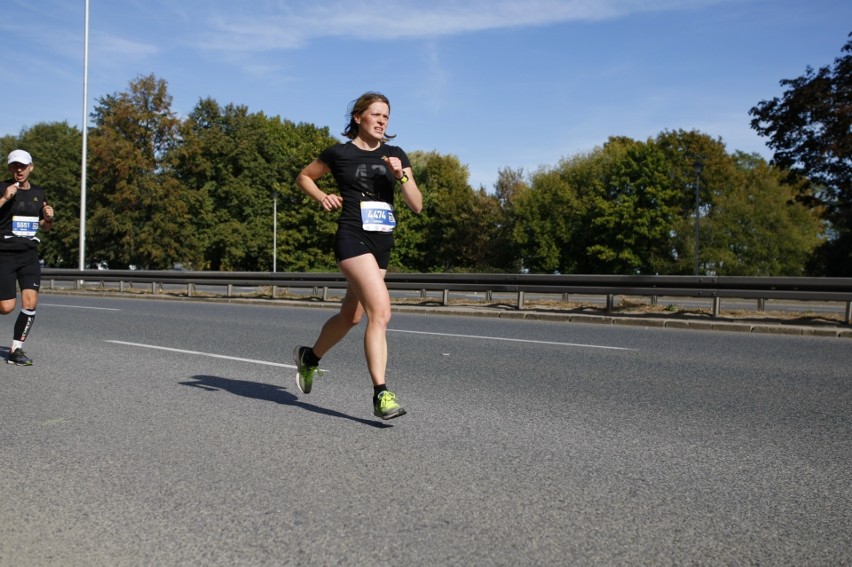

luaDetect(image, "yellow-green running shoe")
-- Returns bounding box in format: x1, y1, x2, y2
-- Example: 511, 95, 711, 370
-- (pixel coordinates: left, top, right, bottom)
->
293, 346, 320, 394
373, 390, 406, 420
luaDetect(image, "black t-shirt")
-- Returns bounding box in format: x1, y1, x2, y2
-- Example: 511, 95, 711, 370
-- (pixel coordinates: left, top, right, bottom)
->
318, 142, 411, 231
0, 181, 48, 251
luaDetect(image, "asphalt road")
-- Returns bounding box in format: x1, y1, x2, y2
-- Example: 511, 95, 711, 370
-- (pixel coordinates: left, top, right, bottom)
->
1, 295, 850, 566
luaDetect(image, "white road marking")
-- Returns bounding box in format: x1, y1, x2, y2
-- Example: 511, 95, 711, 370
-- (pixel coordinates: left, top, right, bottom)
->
107, 327, 634, 371
388, 329, 638, 351
106, 340, 295, 368
42, 303, 121, 311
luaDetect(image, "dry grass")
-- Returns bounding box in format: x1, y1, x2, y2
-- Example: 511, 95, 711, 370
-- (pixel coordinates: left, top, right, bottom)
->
50, 286, 850, 328
393, 295, 850, 328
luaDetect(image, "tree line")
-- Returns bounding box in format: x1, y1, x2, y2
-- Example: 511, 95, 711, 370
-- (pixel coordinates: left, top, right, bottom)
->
2, 34, 848, 276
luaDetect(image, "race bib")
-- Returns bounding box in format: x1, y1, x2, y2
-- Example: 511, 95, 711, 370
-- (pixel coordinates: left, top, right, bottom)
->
360, 201, 397, 232
12, 215, 39, 237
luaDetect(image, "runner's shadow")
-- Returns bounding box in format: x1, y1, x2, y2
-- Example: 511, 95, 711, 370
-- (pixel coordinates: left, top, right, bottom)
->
180, 374, 391, 429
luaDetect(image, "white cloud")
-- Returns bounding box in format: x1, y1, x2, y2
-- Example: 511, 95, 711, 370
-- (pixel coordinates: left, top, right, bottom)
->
415, 42, 451, 114
93, 33, 159, 63
195, 0, 731, 52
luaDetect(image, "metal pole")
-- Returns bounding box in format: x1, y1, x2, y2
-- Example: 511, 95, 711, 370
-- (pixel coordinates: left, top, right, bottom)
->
273, 191, 278, 272
693, 161, 702, 275
78, 0, 89, 271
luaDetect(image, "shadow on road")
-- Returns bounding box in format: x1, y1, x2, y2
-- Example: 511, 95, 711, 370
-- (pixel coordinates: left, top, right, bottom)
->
180, 374, 391, 429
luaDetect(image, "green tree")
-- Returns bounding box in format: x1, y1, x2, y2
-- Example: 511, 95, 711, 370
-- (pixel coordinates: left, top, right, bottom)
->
87, 74, 203, 269
175, 99, 339, 271
654, 129, 739, 274
513, 138, 685, 275
512, 167, 580, 274
0, 134, 15, 151
580, 137, 683, 274
271, 121, 340, 271
402, 151, 476, 272
468, 187, 511, 271
749, 33, 852, 275
700, 152, 822, 275
388, 177, 429, 272
656, 130, 823, 275
483, 167, 528, 272
509, 130, 821, 276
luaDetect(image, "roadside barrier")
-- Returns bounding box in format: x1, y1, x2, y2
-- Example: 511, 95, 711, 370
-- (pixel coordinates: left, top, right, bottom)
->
42, 269, 852, 324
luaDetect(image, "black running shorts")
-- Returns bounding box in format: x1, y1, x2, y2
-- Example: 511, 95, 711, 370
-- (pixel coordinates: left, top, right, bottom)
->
0, 249, 41, 300
334, 227, 393, 269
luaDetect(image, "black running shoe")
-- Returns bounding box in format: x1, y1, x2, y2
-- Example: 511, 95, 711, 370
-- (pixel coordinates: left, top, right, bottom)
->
8, 348, 33, 366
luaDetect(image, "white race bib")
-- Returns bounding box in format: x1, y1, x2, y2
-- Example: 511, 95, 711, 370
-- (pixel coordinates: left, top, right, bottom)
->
360, 201, 396, 232
12, 215, 39, 237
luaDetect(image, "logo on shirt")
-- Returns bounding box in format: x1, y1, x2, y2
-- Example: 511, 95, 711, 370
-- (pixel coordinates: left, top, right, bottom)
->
354, 162, 389, 195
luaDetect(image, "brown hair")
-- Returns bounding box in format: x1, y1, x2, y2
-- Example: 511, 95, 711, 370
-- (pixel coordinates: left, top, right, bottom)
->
342, 92, 396, 141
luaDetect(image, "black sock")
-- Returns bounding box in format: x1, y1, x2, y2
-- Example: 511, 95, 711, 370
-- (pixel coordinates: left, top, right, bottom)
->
15, 309, 36, 342
304, 348, 321, 367
373, 384, 387, 400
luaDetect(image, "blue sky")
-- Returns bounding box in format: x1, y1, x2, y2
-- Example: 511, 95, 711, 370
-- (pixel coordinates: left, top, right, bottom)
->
3, 0, 850, 190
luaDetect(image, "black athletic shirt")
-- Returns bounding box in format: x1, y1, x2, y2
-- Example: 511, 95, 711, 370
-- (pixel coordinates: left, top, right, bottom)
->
318, 142, 411, 231
0, 181, 48, 251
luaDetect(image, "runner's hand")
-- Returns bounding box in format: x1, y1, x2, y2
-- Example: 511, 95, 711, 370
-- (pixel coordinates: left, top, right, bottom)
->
43, 201, 55, 222
3, 184, 17, 201
381, 156, 404, 179
320, 193, 343, 211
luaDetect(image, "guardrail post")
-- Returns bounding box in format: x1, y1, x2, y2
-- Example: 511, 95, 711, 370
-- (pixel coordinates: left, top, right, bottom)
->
271, 285, 277, 299
187, 283, 193, 297
227, 284, 233, 298
323, 287, 330, 301
442, 289, 449, 306
518, 291, 525, 310
606, 294, 614, 313
846, 301, 851, 325
757, 298, 766, 312
713, 297, 721, 318
650, 295, 658, 306
420, 289, 427, 299
151, 282, 157, 294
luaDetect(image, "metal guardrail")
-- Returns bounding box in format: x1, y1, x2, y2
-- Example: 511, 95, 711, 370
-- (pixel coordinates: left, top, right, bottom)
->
42, 269, 852, 324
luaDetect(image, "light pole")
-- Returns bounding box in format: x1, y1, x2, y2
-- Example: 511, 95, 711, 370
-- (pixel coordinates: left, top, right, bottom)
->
272, 184, 278, 272
693, 160, 703, 275
79, 0, 89, 270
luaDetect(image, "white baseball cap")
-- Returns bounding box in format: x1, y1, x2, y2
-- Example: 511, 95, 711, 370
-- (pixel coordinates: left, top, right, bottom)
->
7, 149, 33, 165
